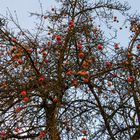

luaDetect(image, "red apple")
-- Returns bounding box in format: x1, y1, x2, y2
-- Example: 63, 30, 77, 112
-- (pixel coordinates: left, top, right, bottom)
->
114, 43, 119, 49
69, 20, 74, 25
127, 76, 134, 83
137, 44, 140, 49
58, 41, 62, 45
83, 78, 89, 84
14, 128, 20, 133
21, 90, 27, 96
78, 52, 85, 58
78, 44, 83, 49
16, 107, 22, 113
127, 53, 133, 59
66, 70, 75, 75
48, 41, 51, 46
45, 59, 49, 63
107, 81, 112, 87
113, 73, 117, 77
53, 98, 58, 103
97, 44, 103, 50
12, 38, 17, 42
77, 71, 89, 76
56, 35, 61, 41
18, 59, 23, 64
44, 16, 47, 19
111, 90, 116, 93
38, 77, 45, 81
28, 49, 32, 53
87, 59, 92, 64
81, 138, 86, 140
69, 20, 74, 28
11, 46, 17, 51
82, 129, 87, 135
71, 79, 78, 87
42, 52, 47, 56
82, 61, 89, 67
105, 61, 112, 68
1, 131, 6, 136
39, 131, 46, 139
23, 97, 29, 102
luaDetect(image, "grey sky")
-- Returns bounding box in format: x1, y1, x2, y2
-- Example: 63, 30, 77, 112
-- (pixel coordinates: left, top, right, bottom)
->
0, 0, 139, 46
0, 0, 56, 28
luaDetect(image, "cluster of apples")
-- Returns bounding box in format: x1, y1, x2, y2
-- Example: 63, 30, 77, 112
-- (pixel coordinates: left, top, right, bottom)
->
81, 129, 87, 140
10, 38, 24, 64
0, 128, 20, 138
20, 90, 29, 102
66, 70, 90, 86
65, 42, 105, 86
56, 35, 63, 45
10, 42, 32, 65
68, 20, 74, 30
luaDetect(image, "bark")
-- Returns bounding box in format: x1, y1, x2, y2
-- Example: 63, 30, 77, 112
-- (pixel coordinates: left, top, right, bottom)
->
46, 107, 61, 140
131, 127, 140, 140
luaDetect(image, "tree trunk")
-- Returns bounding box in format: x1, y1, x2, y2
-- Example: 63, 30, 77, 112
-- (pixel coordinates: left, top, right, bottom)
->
46, 107, 61, 140
131, 127, 140, 140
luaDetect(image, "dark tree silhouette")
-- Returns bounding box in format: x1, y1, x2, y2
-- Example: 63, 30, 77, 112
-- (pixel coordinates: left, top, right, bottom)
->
1, 0, 140, 140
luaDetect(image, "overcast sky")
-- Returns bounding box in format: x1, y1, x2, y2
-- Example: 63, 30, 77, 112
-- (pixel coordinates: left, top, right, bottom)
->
0, 0, 139, 46
0, 0, 56, 29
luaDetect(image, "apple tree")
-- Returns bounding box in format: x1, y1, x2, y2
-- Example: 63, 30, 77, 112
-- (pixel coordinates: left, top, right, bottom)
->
1, 0, 140, 140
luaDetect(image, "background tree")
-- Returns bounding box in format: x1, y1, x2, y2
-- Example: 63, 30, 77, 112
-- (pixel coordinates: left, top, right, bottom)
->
1, 0, 140, 140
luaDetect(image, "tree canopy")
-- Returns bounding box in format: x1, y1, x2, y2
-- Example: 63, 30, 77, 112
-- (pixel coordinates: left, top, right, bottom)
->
0, 0, 140, 140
